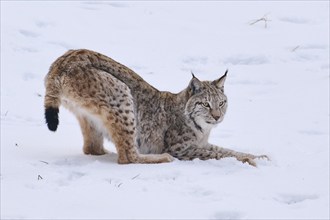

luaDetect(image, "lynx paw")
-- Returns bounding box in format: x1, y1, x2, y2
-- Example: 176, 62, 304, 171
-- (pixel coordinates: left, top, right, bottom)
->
240, 157, 257, 167
161, 153, 175, 162
239, 154, 270, 167
151, 153, 175, 163
134, 153, 175, 164
256, 154, 270, 161
84, 147, 108, 156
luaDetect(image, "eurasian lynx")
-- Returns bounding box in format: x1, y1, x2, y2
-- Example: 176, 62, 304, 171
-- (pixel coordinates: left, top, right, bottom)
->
44, 49, 268, 166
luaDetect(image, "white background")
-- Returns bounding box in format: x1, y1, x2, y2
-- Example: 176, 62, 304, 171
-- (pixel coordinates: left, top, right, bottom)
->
1, 1, 329, 219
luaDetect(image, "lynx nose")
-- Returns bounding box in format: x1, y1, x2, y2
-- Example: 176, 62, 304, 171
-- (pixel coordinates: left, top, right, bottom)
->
213, 115, 220, 121
211, 109, 221, 121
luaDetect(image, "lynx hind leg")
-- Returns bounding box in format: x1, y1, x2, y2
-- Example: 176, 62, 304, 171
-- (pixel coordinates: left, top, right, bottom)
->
127, 147, 175, 164
77, 115, 106, 155
102, 108, 173, 164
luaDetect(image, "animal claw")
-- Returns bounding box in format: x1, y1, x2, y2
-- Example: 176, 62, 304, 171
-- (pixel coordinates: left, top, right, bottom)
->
257, 155, 270, 161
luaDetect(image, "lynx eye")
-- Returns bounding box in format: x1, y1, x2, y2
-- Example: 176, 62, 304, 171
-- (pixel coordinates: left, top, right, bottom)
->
202, 102, 210, 108
219, 100, 226, 107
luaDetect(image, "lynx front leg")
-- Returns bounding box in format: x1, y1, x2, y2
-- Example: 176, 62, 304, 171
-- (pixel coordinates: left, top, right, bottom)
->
207, 144, 269, 167
168, 143, 268, 167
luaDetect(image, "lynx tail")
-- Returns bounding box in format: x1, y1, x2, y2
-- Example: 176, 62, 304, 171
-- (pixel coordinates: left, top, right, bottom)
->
44, 54, 66, 132
45, 107, 59, 131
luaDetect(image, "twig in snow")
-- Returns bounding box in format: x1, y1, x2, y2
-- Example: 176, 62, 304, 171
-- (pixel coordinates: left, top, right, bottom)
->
40, 160, 49, 165
131, 174, 140, 180
4, 111, 8, 116
250, 14, 271, 28
38, 175, 43, 180
117, 183, 123, 187
291, 45, 300, 52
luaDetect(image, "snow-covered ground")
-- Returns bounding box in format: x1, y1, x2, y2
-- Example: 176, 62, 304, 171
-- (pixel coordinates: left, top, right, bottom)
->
1, 1, 329, 219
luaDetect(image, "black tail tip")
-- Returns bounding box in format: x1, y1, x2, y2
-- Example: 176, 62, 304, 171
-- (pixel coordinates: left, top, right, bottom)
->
45, 107, 59, 132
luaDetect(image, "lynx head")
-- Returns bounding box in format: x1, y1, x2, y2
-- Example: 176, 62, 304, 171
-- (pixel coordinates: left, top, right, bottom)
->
185, 70, 228, 131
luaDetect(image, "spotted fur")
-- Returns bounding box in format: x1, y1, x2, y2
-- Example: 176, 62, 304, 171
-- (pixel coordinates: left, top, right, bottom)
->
44, 49, 268, 166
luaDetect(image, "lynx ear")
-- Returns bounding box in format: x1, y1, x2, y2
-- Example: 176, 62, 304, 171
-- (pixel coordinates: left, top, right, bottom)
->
189, 72, 203, 95
212, 69, 228, 90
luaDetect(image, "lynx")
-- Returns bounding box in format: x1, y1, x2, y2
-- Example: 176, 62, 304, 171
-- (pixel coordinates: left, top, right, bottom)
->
44, 49, 268, 166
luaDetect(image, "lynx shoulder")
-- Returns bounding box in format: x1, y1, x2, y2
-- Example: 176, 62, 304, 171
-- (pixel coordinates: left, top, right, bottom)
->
44, 49, 268, 166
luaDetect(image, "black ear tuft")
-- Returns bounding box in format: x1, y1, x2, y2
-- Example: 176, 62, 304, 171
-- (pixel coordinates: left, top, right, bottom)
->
45, 107, 59, 132
188, 73, 203, 95
212, 69, 228, 90
191, 71, 197, 79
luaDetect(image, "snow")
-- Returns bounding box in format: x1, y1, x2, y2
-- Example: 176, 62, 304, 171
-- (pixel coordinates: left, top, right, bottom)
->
1, 1, 329, 219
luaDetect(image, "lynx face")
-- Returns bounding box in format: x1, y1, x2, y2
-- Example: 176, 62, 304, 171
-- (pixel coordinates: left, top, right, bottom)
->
185, 72, 228, 131
185, 82, 228, 131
